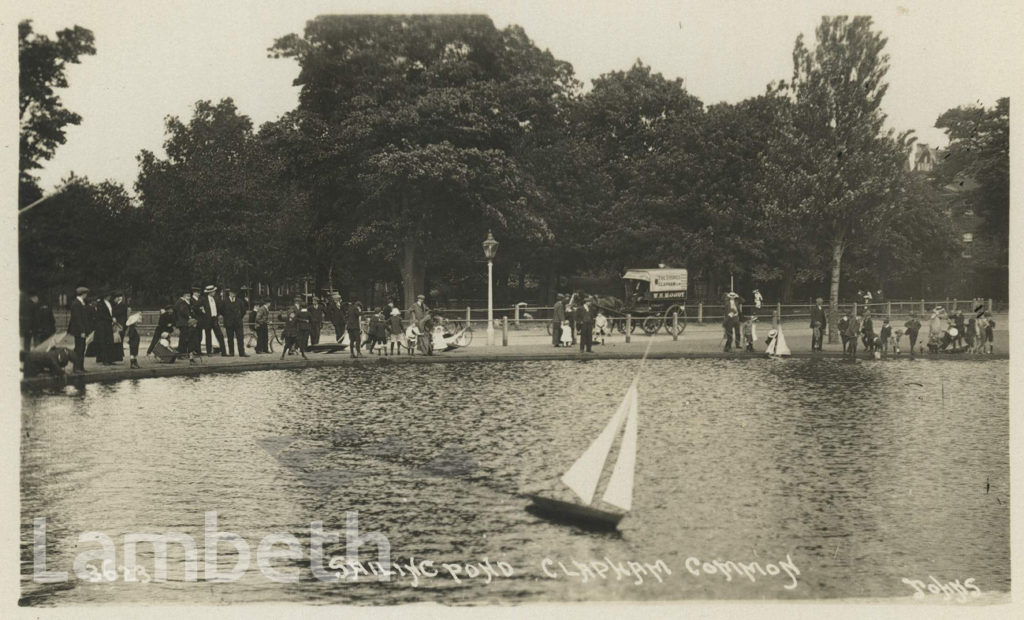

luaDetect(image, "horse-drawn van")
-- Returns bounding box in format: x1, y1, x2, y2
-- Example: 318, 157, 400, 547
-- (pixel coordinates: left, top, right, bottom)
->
593, 267, 688, 336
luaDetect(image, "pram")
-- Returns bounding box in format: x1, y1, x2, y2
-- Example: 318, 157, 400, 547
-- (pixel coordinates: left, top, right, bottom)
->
152, 342, 194, 364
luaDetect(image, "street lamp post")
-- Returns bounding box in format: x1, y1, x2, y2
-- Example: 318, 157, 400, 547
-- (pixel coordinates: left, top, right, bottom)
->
482, 231, 499, 346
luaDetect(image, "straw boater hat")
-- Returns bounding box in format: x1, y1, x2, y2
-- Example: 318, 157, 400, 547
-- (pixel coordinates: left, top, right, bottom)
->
727, 292, 739, 299
768, 329, 778, 338
947, 327, 959, 337
815, 297, 823, 303
204, 285, 216, 293
75, 286, 89, 295
417, 294, 425, 300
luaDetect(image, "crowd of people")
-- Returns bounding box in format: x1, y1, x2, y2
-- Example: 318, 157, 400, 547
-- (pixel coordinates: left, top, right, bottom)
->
20, 284, 472, 376
549, 293, 608, 353
719, 289, 997, 359
19, 284, 1000, 378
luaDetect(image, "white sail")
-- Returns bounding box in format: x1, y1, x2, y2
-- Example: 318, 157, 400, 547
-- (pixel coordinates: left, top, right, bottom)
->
560, 384, 634, 505
770, 325, 790, 354
601, 386, 638, 511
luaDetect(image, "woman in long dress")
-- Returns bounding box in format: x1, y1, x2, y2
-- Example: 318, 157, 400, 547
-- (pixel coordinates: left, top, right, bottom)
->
93, 293, 116, 365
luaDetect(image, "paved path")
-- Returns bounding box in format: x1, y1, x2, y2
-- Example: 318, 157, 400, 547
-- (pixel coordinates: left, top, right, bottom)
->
21, 317, 1008, 389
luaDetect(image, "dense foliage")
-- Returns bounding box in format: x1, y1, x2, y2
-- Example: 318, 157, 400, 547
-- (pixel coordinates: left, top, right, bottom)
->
18, 19, 95, 206
20, 16, 998, 307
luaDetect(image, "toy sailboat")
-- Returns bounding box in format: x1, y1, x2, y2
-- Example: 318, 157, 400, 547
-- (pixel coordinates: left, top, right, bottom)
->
527, 380, 639, 529
766, 325, 791, 358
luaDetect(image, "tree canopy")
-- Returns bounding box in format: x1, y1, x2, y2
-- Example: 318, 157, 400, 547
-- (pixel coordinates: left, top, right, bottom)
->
18, 14, 999, 307
19, 20, 95, 206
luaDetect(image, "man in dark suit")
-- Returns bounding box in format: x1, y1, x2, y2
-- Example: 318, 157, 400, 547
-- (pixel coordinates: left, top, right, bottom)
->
200, 284, 228, 356
67, 286, 92, 373
810, 297, 827, 351
860, 309, 876, 357
308, 297, 324, 346
575, 298, 596, 353
222, 287, 248, 357
327, 292, 346, 343
723, 292, 744, 349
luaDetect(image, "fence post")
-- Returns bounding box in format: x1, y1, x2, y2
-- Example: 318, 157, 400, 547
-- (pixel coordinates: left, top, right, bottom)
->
945, 297, 950, 311
466, 306, 471, 325
776, 301, 782, 324
672, 312, 679, 341
886, 301, 892, 317
698, 302, 703, 324
625, 314, 632, 344
514, 304, 520, 326
852, 301, 857, 317
988, 298, 993, 313
772, 308, 779, 328
952, 298, 958, 312
921, 299, 925, 313
502, 316, 508, 346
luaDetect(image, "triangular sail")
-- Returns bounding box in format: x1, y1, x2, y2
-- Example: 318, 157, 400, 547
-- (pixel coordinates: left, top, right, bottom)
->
601, 386, 638, 511
774, 326, 791, 356
560, 384, 634, 505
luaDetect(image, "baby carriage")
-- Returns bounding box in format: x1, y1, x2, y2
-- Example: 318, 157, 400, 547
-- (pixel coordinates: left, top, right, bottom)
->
152, 342, 186, 364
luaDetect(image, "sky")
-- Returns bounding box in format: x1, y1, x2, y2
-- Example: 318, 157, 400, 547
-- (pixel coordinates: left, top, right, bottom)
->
10, 0, 1022, 194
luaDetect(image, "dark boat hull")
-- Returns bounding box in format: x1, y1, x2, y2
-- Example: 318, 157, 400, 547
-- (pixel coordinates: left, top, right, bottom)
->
526, 494, 625, 530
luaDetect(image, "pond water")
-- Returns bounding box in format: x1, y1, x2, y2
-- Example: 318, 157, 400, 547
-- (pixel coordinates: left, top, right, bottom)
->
21, 358, 1009, 605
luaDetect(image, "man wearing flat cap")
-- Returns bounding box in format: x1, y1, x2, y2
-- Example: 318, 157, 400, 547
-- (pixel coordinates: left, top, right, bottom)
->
67, 286, 92, 373
407, 294, 429, 326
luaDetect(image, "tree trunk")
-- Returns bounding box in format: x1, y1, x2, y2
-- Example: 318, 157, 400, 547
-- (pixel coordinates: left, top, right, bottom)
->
399, 238, 425, 310
780, 263, 795, 303
828, 240, 844, 343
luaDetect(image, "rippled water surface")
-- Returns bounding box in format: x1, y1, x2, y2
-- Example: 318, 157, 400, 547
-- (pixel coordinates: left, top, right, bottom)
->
21, 358, 1009, 604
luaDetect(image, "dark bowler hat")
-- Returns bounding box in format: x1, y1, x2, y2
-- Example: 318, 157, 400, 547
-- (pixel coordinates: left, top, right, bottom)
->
110, 290, 124, 298
191, 284, 202, 292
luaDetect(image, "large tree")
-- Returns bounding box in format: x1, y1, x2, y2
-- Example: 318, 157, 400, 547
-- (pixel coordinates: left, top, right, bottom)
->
19, 174, 138, 293
933, 97, 1009, 245
270, 15, 573, 308
573, 63, 778, 299
18, 20, 95, 206
761, 16, 911, 329
135, 99, 302, 294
